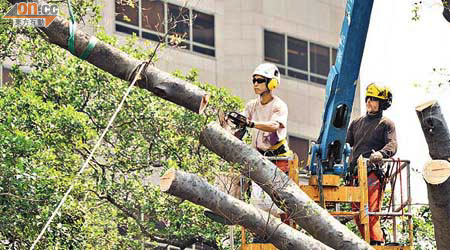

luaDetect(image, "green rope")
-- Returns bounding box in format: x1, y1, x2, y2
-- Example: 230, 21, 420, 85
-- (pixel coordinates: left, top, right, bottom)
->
80, 37, 98, 60
67, 0, 75, 23
67, 0, 97, 60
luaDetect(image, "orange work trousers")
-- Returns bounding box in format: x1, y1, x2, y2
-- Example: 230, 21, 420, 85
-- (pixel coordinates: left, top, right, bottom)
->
352, 171, 384, 242
272, 159, 292, 225
272, 159, 289, 173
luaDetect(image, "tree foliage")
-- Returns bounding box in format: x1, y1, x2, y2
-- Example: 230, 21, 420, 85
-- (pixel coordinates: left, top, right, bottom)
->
0, 0, 243, 248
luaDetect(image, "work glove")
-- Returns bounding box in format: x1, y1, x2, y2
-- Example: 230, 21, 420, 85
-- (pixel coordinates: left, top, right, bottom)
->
369, 151, 383, 163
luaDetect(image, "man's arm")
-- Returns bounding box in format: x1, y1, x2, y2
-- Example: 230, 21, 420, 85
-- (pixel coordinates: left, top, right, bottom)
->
250, 101, 287, 133
379, 121, 398, 158
346, 121, 355, 147
251, 121, 281, 132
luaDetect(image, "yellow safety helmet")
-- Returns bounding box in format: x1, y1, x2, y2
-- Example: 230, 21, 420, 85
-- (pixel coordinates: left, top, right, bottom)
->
365, 83, 392, 110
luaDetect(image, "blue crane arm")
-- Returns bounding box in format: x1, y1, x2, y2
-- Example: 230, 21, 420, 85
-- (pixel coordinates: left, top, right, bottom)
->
311, 0, 374, 174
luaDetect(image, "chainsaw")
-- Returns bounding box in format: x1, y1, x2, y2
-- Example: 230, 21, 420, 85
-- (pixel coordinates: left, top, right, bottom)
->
218, 111, 252, 140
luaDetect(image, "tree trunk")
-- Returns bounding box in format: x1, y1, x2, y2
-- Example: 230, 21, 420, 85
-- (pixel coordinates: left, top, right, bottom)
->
416, 100, 450, 161
160, 169, 332, 250
443, 0, 450, 23
422, 160, 450, 250
199, 122, 373, 250
417, 100, 450, 250
6, 0, 209, 114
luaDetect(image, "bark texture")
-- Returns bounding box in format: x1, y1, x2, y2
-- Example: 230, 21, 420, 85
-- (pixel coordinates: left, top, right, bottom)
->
199, 122, 373, 250
160, 169, 332, 250
443, 0, 450, 22
7, 0, 209, 114
425, 165, 450, 250
417, 101, 450, 250
416, 100, 450, 161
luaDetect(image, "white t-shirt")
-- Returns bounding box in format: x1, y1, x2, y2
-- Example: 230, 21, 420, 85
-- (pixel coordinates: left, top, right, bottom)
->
244, 96, 288, 151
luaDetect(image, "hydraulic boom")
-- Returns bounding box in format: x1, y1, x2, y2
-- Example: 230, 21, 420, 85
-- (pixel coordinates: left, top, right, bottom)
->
310, 0, 375, 176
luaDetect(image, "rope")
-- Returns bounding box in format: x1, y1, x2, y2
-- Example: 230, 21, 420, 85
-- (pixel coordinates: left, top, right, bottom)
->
29, 62, 147, 250
67, 0, 76, 55
67, 0, 98, 60
398, 158, 405, 235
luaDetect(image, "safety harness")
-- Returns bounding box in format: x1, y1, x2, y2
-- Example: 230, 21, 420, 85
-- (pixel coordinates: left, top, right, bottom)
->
257, 139, 290, 157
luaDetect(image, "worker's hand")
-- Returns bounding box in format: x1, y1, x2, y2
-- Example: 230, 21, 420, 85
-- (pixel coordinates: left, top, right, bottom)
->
246, 118, 255, 128
218, 110, 232, 131
369, 151, 383, 163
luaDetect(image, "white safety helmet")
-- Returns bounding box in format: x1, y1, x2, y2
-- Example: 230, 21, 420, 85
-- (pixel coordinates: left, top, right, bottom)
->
252, 63, 281, 90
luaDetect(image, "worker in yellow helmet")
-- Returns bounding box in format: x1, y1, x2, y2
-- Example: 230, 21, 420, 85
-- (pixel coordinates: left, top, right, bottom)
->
346, 83, 397, 245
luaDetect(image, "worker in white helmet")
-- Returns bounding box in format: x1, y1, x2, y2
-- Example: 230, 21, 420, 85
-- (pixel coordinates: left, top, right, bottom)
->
244, 62, 290, 166
244, 63, 291, 243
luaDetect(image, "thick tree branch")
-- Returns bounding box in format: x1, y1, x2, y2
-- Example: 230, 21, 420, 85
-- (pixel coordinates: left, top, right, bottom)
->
199, 122, 373, 250
5, 0, 209, 114
417, 100, 450, 249
416, 100, 450, 161
160, 168, 331, 250
443, 0, 450, 22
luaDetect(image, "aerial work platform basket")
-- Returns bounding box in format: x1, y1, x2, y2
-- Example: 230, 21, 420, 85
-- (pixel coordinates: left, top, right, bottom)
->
241, 156, 414, 250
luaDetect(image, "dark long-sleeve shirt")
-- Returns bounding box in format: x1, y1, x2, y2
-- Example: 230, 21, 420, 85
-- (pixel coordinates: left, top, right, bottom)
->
346, 112, 398, 167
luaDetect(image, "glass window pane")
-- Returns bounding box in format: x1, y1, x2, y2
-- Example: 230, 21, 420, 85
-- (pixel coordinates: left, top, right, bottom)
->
311, 75, 327, 85
288, 136, 310, 167
193, 46, 215, 57
168, 41, 190, 50
310, 43, 330, 76
143, 31, 163, 42
288, 70, 308, 81
115, 24, 139, 35
264, 30, 285, 65
141, 0, 164, 33
278, 67, 286, 75
115, 0, 138, 26
168, 4, 190, 41
193, 10, 214, 47
332, 48, 337, 65
288, 37, 307, 71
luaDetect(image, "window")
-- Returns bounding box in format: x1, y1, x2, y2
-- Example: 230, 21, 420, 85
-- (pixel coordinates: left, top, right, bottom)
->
116, 0, 138, 26
264, 30, 337, 85
141, 0, 165, 32
168, 3, 190, 49
115, 0, 138, 35
310, 43, 330, 77
264, 31, 285, 66
115, 1, 215, 57
193, 10, 215, 56
287, 36, 308, 80
288, 136, 310, 167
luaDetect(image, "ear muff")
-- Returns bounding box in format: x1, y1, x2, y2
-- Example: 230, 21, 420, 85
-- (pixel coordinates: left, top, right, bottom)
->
267, 69, 280, 90
380, 91, 392, 110
267, 78, 278, 90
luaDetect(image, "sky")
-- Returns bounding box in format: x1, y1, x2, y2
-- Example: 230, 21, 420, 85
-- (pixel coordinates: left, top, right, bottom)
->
359, 0, 450, 204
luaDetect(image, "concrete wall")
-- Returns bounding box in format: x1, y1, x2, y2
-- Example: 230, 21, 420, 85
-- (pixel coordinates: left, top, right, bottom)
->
100, 0, 361, 141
